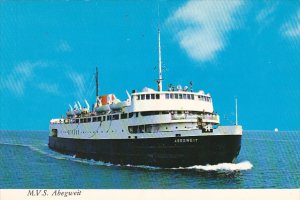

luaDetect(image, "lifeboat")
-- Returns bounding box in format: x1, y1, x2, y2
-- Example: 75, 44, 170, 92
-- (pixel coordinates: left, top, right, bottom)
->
110, 97, 131, 111
66, 111, 75, 117
95, 95, 113, 113
95, 104, 110, 113
66, 104, 75, 117
109, 99, 121, 110
74, 109, 81, 115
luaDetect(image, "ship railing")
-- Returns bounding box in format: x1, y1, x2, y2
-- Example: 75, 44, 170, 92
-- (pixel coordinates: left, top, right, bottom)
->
50, 118, 64, 124
199, 114, 220, 123
171, 112, 219, 122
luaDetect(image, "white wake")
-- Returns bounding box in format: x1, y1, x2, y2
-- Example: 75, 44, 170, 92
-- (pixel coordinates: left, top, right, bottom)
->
175, 161, 253, 171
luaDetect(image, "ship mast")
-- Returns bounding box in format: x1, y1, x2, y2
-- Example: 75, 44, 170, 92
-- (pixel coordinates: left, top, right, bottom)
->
96, 66, 98, 97
157, 27, 163, 91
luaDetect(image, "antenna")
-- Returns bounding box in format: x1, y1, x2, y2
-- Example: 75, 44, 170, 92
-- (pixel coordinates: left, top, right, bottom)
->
158, 28, 163, 91
96, 66, 99, 97
157, 3, 163, 92
235, 97, 238, 125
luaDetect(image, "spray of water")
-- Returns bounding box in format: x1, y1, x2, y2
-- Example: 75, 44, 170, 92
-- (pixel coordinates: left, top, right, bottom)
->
173, 161, 253, 171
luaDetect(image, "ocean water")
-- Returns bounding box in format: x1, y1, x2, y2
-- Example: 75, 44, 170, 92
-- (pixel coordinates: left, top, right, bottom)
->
0, 130, 299, 189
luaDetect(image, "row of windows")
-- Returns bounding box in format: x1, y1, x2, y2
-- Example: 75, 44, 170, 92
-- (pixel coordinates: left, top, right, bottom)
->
69, 111, 171, 124
136, 94, 160, 100
165, 93, 194, 100
135, 93, 211, 102
166, 94, 211, 102
198, 95, 211, 102
128, 123, 183, 134
74, 113, 132, 124
68, 110, 210, 124
128, 124, 155, 133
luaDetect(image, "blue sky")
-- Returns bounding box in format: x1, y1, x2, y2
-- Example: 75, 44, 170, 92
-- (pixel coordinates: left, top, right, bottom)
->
0, 0, 299, 131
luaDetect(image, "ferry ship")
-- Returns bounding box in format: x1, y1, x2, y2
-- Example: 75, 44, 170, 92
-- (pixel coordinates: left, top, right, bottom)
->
48, 30, 242, 168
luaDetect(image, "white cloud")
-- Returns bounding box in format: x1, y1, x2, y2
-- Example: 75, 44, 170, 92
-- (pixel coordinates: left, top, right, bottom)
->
0, 61, 48, 95
37, 83, 59, 95
256, 3, 278, 24
56, 40, 72, 52
167, 0, 245, 62
66, 71, 86, 99
281, 8, 300, 38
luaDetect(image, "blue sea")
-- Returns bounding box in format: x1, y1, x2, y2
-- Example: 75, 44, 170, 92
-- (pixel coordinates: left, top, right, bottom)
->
0, 130, 299, 189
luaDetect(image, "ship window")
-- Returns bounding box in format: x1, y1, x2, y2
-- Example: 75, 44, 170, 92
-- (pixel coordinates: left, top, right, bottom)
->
87, 118, 91, 122
121, 113, 128, 119
175, 94, 179, 99
146, 94, 150, 100
156, 94, 160, 99
80, 118, 84, 123
107, 115, 111, 120
170, 94, 174, 99
132, 127, 137, 133
141, 94, 145, 100
138, 125, 145, 133
97, 117, 101, 121
75, 119, 79, 123
191, 94, 194, 100
179, 94, 183, 99
51, 129, 58, 137
92, 117, 97, 122
102, 116, 106, 121
128, 126, 138, 133
129, 112, 134, 118
187, 94, 191, 99
112, 114, 119, 120
162, 111, 169, 114
128, 126, 133, 133
145, 125, 152, 133
151, 94, 155, 99
165, 94, 170, 99
135, 112, 139, 117
183, 94, 187, 99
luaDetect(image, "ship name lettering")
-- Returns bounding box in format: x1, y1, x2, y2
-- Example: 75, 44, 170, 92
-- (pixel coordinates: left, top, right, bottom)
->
175, 138, 198, 143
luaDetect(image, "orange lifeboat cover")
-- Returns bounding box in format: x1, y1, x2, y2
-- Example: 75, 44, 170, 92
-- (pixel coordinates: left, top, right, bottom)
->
98, 94, 115, 105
